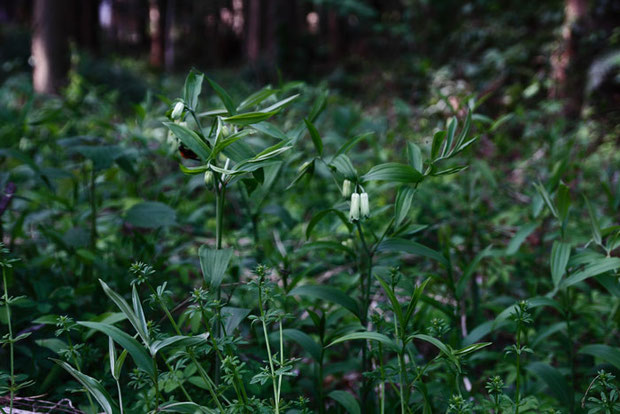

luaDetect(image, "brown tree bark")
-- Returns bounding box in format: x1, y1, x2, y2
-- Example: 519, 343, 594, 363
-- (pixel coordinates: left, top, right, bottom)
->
246, 0, 261, 64
550, 0, 589, 117
149, 0, 167, 67
32, 0, 71, 94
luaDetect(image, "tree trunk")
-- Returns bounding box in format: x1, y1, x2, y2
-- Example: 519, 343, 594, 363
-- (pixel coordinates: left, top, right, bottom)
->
149, 0, 166, 67
550, 0, 589, 116
246, 0, 261, 64
32, 0, 70, 94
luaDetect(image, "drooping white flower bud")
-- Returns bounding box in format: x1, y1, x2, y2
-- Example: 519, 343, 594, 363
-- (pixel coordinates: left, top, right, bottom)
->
171, 102, 184, 120
204, 171, 214, 187
342, 179, 352, 199
360, 192, 369, 219
221, 125, 231, 137
349, 193, 360, 222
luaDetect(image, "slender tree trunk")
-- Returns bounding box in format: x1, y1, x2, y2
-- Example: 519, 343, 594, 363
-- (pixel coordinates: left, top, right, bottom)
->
550, 0, 589, 116
32, 0, 70, 94
164, 0, 175, 71
246, 0, 261, 64
149, 0, 166, 67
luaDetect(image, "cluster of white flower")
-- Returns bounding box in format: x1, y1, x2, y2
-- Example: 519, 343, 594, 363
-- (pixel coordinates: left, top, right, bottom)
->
342, 179, 369, 222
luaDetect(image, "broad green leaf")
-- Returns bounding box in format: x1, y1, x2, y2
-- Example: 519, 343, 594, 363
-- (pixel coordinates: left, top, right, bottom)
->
237, 86, 277, 111
282, 329, 322, 361
330, 154, 357, 180
222, 307, 251, 335
335, 132, 373, 157
131, 285, 148, 344
212, 130, 251, 158
431, 130, 446, 160
404, 278, 431, 325
207, 77, 236, 115
125, 201, 176, 229
183, 70, 204, 110
222, 110, 279, 126
260, 93, 299, 112
73, 145, 123, 171
289, 285, 360, 319
561, 257, 620, 288
99, 280, 149, 344
328, 331, 397, 351
329, 390, 361, 414
394, 186, 416, 228
378, 238, 448, 266
199, 246, 233, 289
526, 362, 571, 407
442, 117, 457, 156
584, 196, 602, 245
410, 333, 451, 356
159, 402, 213, 413
149, 334, 209, 356
556, 183, 570, 222
579, 344, 620, 371
550, 241, 571, 288
304, 118, 323, 156
534, 182, 558, 219
506, 222, 538, 255
164, 122, 211, 161
407, 142, 423, 173
52, 359, 120, 414
35, 338, 67, 354
250, 122, 288, 140
362, 163, 423, 184
78, 321, 155, 378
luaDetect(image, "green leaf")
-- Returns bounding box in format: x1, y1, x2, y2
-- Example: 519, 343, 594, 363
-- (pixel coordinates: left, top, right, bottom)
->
211, 130, 251, 158
394, 186, 416, 228
579, 344, 620, 371
454, 110, 472, 150
304, 118, 323, 156
584, 196, 602, 245
431, 165, 468, 176
377, 238, 448, 266
561, 257, 620, 288
526, 362, 571, 407
149, 334, 209, 356
330, 154, 357, 180
442, 117, 457, 156
260, 94, 299, 112
125, 201, 176, 229
306, 208, 352, 239
556, 183, 570, 222
328, 331, 398, 351
73, 145, 124, 171
99, 280, 149, 344
375, 275, 404, 327
52, 359, 120, 414
506, 222, 538, 255
199, 246, 233, 290
131, 285, 149, 346
431, 130, 446, 160
404, 278, 431, 326
78, 321, 155, 378
407, 142, 423, 173
282, 329, 322, 361
207, 77, 236, 115
237, 86, 277, 111
454, 342, 492, 356
222, 307, 251, 335
251, 122, 288, 140
410, 333, 451, 356
362, 163, 424, 184
158, 402, 213, 413
289, 285, 360, 319
164, 122, 211, 161
183, 70, 204, 111
222, 110, 279, 126
335, 132, 373, 157
534, 182, 558, 219
329, 390, 361, 414
550, 241, 571, 288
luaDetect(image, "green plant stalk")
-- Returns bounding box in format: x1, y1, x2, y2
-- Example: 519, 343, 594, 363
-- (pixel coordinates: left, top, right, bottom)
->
3, 267, 14, 414
355, 221, 373, 402
397, 350, 408, 414
116, 380, 124, 414
213, 180, 225, 386
318, 349, 325, 414
276, 322, 284, 403
65, 333, 96, 411
258, 282, 280, 414
515, 319, 522, 414
146, 283, 223, 410
378, 343, 386, 414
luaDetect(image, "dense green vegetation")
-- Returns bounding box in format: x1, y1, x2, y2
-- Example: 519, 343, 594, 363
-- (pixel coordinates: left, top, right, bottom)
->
0, 1, 619, 412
